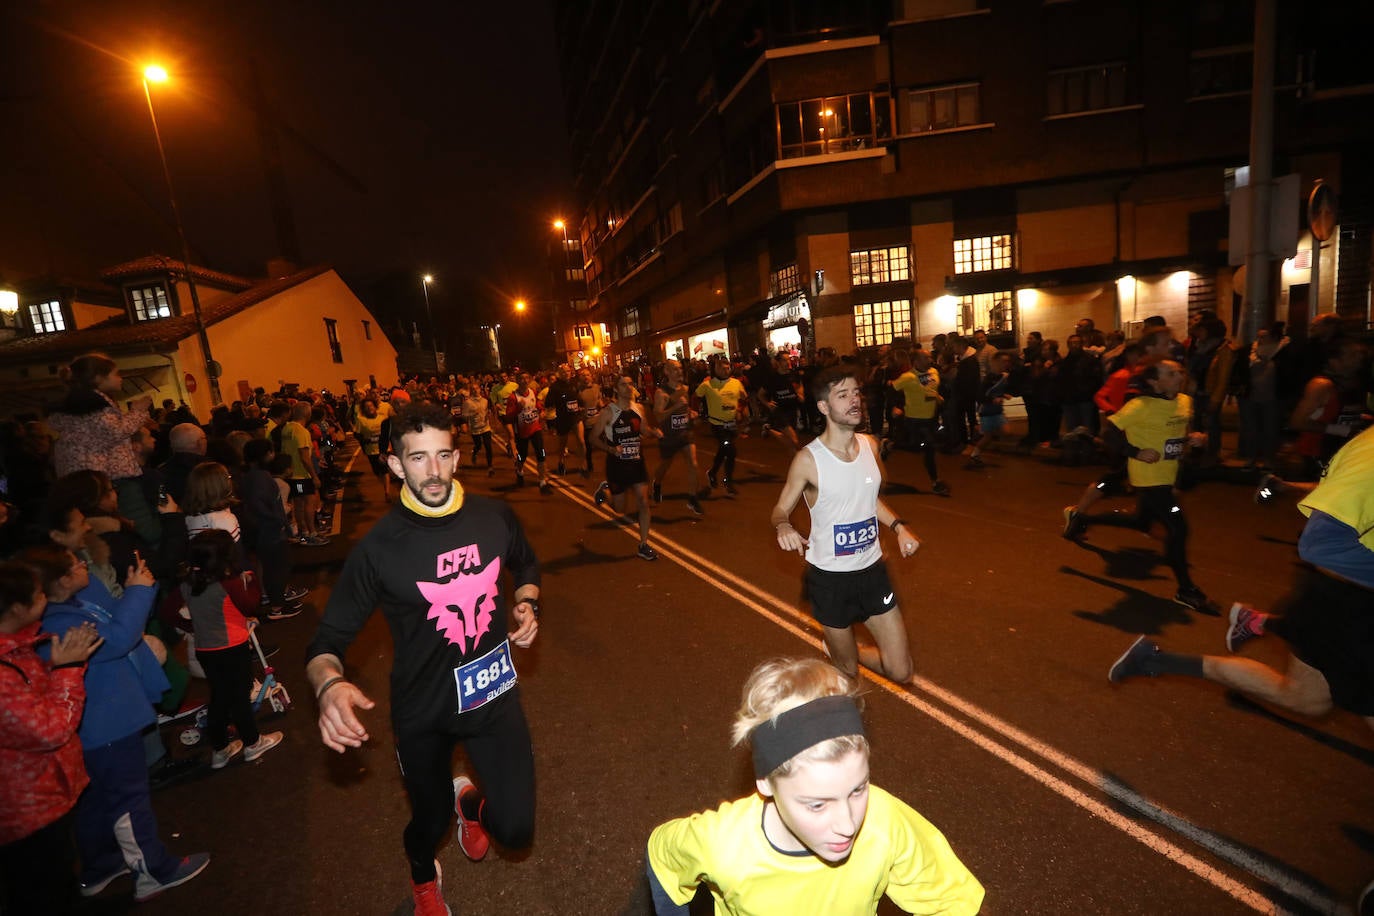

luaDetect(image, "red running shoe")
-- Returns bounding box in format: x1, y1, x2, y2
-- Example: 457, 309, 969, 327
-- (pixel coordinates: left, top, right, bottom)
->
410, 860, 452, 916
452, 775, 490, 861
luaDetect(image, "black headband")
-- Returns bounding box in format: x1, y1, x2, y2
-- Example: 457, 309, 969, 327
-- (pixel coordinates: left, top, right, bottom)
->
751, 695, 865, 779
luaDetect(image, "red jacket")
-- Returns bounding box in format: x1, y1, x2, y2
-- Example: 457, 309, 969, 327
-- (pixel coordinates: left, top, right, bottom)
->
0, 622, 90, 845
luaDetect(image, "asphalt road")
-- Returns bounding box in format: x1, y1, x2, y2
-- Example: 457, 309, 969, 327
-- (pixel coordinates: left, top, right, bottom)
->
100, 425, 1372, 916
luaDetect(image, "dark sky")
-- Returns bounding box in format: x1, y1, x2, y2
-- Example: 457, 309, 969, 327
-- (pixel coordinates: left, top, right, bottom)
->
0, 0, 572, 337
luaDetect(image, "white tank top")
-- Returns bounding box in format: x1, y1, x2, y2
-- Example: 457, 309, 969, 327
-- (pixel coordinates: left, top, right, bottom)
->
804, 435, 883, 572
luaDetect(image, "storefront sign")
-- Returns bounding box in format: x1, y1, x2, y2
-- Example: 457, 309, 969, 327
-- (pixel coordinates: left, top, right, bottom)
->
763, 294, 810, 330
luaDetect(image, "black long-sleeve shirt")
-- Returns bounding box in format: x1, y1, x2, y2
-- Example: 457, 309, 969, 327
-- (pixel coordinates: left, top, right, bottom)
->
306, 494, 540, 735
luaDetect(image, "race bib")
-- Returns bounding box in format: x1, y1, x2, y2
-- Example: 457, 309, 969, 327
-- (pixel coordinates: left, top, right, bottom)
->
670, 413, 689, 431
1162, 437, 1186, 460
619, 441, 641, 460
519, 408, 540, 425
453, 640, 517, 713
833, 517, 878, 557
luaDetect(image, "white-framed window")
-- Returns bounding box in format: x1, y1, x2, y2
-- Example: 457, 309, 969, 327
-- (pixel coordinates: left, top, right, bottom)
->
956, 292, 1014, 335
851, 246, 911, 286
1046, 62, 1129, 116
853, 299, 912, 348
771, 263, 801, 297
622, 305, 641, 338
573, 323, 594, 341
129, 284, 172, 321
776, 91, 892, 160
27, 300, 65, 334
901, 83, 981, 134
953, 235, 1013, 274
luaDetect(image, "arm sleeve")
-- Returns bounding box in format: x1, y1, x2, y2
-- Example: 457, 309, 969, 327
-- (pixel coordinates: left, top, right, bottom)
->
0, 667, 87, 752
882, 795, 986, 916
306, 539, 382, 663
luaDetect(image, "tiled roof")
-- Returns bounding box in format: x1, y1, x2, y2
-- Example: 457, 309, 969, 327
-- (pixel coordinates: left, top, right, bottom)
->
0, 265, 335, 361
99, 254, 257, 291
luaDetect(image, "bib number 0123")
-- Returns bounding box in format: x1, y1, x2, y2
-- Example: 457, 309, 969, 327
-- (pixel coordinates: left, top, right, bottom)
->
453, 640, 517, 713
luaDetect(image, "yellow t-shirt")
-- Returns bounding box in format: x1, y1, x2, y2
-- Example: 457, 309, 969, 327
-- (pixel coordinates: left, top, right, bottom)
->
647, 787, 984, 916
352, 412, 385, 456
696, 377, 747, 425
1108, 393, 1192, 488
892, 369, 941, 420
1300, 426, 1374, 553
280, 421, 313, 479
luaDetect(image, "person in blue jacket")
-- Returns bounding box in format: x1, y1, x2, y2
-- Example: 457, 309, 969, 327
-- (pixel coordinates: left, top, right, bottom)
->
25, 543, 210, 903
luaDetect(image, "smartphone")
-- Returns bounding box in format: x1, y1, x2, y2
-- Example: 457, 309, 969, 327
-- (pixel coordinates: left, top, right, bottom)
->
158, 485, 169, 506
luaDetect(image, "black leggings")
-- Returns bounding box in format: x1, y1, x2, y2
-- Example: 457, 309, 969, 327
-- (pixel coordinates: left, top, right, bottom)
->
709, 424, 736, 481
197, 642, 260, 750
396, 697, 535, 883
471, 432, 493, 466
1081, 484, 1194, 590
898, 417, 940, 483
515, 431, 546, 467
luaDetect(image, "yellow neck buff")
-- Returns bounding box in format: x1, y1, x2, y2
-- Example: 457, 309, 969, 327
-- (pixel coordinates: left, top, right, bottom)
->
399, 479, 465, 517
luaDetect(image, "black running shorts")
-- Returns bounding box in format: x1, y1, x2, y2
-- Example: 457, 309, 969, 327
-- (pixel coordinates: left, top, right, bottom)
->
803, 561, 897, 629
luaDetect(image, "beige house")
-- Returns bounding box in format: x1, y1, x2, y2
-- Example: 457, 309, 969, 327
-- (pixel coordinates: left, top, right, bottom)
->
0, 255, 398, 418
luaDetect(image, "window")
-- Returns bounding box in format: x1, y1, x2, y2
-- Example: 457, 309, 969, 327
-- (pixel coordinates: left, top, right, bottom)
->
574, 323, 594, 341
777, 92, 892, 159
657, 202, 683, 242
953, 235, 1013, 274
562, 237, 582, 254
362, 319, 372, 340
1188, 47, 1252, 98
1046, 62, 1129, 116
901, 83, 981, 134
565, 267, 586, 281
27, 300, 65, 334
622, 305, 641, 338
850, 246, 911, 286
699, 162, 725, 208
771, 264, 801, 297
956, 292, 1013, 335
129, 284, 172, 321
853, 299, 912, 348
323, 318, 343, 363
570, 298, 589, 312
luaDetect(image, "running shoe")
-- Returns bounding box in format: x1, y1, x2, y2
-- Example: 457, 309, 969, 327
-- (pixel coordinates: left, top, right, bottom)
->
1062, 507, 1087, 541
637, 543, 658, 561
651, 482, 662, 504
556, 459, 566, 477
1226, 602, 1266, 653
132, 853, 210, 903
411, 861, 452, 916
594, 481, 610, 507
964, 455, 984, 469
687, 494, 704, 516
265, 602, 303, 621
301, 535, 331, 547
724, 480, 738, 496
283, 585, 310, 603
932, 479, 951, 497
1254, 473, 1279, 506
211, 739, 244, 770
539, 481, 552, 495
452, 776, 490, 861
80, 865, 130, 897
1108, 636, 1160, 683
243, 731, 283, 762
1173, 586, 1219, 615
516, 474, 525, 488
707, 470, 718, 490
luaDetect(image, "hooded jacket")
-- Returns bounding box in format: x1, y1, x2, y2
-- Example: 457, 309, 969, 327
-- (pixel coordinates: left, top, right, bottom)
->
0, 622, 90, 845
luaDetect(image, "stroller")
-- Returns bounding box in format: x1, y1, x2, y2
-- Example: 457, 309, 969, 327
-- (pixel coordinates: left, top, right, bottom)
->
177, 623, 291, 747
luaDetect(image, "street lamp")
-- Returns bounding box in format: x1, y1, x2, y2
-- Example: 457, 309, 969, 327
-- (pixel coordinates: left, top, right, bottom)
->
420, 274, 440, 377
514, 299, 527, 313
142, 64, 222, 405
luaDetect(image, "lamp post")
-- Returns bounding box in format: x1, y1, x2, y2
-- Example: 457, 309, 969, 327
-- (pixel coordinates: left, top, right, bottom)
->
420, 274, 441, 377
142, 65, 221, 406
553, 218, 571, 358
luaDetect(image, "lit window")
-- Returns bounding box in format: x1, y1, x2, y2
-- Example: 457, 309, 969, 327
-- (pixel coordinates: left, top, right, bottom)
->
565, 267, 586, 281
623, 306, 640, 338
776, 92, 891, 160
850, 246, 911, 286
1046, 62, 1129, 116
901, 83, 981, 134
953, 235, 1013, 274
956, 292, 1014, 335
27, 300, 66, 334
771, 264, 801, 296
129, 284, 172, 321
853, 300, 912, 348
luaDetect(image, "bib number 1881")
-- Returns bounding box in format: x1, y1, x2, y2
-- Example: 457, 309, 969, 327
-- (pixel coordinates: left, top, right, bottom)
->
453, 641, 518, 713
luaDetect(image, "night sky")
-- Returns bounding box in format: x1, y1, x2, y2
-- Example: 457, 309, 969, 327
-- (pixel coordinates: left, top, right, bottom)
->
1, 0, 571, 349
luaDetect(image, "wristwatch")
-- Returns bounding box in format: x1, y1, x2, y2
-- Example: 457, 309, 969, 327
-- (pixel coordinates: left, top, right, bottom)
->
517, 597, 541, 620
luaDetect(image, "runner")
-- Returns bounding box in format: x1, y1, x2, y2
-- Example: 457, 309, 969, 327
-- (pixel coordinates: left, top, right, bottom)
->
1109, 426, 1374, 740
577, 369, 604, 478
697, 355, 748, 496
884, 349, 949, 495
646, 656, 984, 915
650, 360, 704, 516
1064, 360, 1215, 613
545, 365, 587, 477
305, 402, 541, 916
757, 352, 803, 454
504, 373, 551, 494
458, 387, 496, 476
771, 365, 922, 684
351, 397, 391, 500
591, 376, 660, 560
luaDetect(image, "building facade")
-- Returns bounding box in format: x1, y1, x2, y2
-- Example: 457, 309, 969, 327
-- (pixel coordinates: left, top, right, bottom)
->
0, 255, 399, 418
553, 0, 1374, 363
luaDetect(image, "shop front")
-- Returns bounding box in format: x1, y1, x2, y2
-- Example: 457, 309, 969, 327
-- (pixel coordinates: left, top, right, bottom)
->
687, 328, 728, 360
762, 294, 810, 354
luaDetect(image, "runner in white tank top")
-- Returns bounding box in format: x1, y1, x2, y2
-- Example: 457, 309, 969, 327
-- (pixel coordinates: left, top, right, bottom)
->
770, 366, 923, 684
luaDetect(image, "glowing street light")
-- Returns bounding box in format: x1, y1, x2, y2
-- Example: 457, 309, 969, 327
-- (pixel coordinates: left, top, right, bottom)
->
141, 63, 221, 405
420, 274, 441, 376
514, 299, 527, 313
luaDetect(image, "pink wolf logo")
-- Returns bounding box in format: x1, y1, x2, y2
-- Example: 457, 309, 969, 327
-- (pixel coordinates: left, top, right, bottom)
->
416, 557, 502, 653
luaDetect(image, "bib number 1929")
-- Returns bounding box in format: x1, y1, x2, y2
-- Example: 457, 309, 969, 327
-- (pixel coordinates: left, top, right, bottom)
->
453, 640, 517, 713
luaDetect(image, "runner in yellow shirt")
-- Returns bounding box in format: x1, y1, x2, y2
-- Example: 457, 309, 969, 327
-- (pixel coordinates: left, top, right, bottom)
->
695, 356, 748, 496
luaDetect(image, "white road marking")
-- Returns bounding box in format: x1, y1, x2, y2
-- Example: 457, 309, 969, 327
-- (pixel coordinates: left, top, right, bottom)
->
553, 477, 1343, 915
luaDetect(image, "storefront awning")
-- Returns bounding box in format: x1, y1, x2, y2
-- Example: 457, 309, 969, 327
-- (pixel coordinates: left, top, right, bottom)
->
942, 254, 1227, 296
